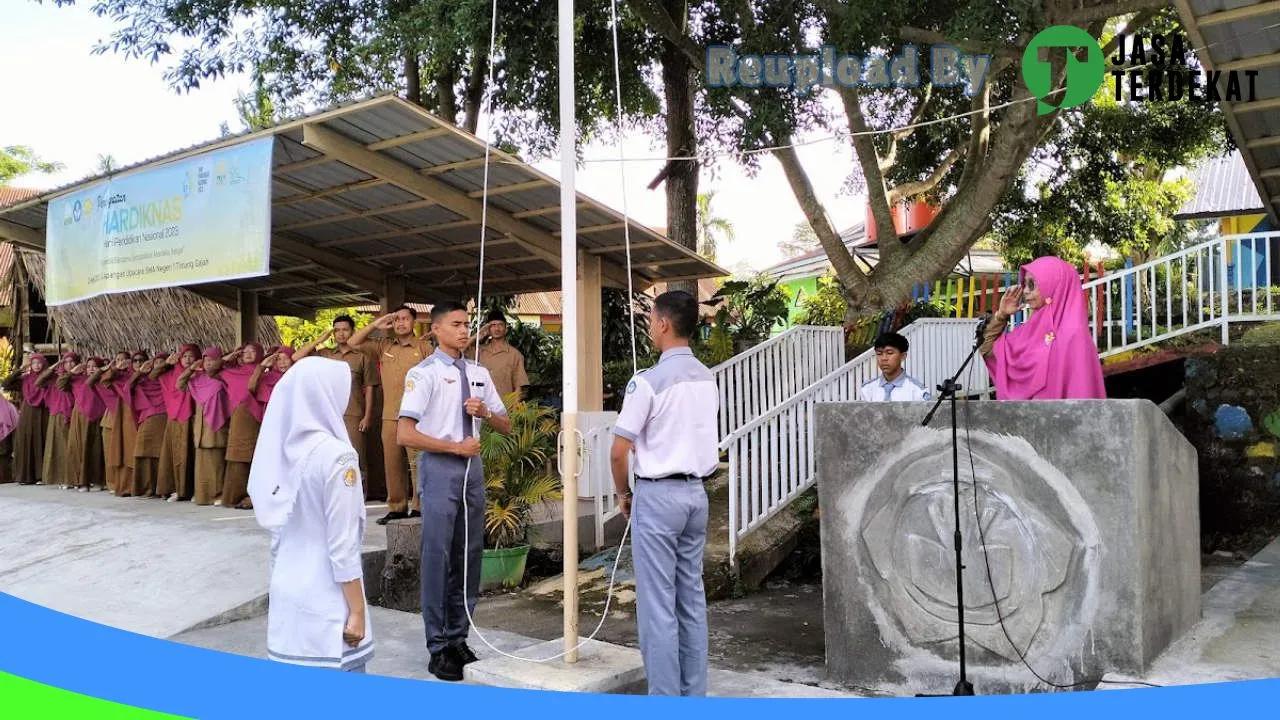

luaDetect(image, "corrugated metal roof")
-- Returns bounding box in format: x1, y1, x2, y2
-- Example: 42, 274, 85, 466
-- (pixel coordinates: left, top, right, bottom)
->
1177, 0, 1280, 225
764, 223, 868, 275
0, 94, 727, 316
1176, 152, 1268, 218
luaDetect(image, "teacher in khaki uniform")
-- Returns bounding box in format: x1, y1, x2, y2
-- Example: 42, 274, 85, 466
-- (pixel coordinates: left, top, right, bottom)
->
611, 291, 719, 696
397, 301, 511, 682
348, 305, 433, 525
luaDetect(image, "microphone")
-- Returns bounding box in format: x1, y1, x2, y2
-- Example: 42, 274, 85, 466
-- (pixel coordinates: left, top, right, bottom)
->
974, 313, 993, 343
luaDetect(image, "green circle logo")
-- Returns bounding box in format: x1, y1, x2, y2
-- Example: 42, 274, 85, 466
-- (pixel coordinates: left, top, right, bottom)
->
1022, 25, 1105, 115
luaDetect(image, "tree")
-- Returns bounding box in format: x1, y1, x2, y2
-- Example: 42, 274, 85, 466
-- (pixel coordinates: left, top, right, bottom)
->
634, 0, 1175, 321
96, 154, 119, 174
780, 221, 821, 259
276, 306, 375, 347
695, 190, 735, 262
1, 145, 63, 185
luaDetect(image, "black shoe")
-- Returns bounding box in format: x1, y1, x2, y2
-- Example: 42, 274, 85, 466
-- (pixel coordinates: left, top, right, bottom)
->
376, 511, 409, 526
453, 643, 478, 665
428, 650, 464, 681
407, 510, 421, 519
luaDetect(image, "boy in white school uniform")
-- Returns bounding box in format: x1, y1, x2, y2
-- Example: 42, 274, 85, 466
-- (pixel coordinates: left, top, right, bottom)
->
859, 332, 931, 402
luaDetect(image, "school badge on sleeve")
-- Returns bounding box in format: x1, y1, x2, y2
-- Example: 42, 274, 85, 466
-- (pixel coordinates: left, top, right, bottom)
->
343, 467, 358, 487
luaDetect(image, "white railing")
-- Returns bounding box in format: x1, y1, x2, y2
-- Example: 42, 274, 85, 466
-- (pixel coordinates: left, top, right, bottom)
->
582, 424, 626, 551
1083, 232, 1280, 358
712, 325, 845, 441
723, 318, 988, 565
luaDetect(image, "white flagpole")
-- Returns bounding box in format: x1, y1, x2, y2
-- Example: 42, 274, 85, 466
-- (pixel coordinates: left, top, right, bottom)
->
558, 0, 580, 664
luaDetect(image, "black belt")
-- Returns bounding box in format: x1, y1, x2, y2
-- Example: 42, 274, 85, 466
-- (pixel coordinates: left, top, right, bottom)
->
636, 473, 708, 482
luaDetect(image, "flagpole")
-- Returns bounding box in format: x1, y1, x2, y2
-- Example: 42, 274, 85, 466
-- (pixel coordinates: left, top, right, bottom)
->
558, 0, 580, 664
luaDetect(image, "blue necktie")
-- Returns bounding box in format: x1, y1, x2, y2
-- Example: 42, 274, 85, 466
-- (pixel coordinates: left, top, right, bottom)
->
882, 381, 894, 401
455, 358, 473, 437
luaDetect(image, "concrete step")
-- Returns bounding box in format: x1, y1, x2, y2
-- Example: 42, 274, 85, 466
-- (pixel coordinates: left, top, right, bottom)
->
523, 468, 815, 610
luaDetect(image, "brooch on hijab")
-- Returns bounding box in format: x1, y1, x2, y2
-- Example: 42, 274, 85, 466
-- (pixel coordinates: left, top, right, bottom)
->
1044, 332, 1056, 346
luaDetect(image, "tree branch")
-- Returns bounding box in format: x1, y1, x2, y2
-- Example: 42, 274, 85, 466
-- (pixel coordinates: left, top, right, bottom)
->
956, 80, 992, 191
836, 86, 905, 267
888, 146, 965, 205
880, 84, 933, 171
898, 27, 1022, 64
1101, 9, 1158, 59
630, 0, 705, 71
774, 144, 871, 294
1066, 0, 1170, 25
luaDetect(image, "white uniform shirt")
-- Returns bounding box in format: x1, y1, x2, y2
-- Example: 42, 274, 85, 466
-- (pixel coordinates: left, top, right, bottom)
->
859, 372, 931, 402
399, 348, 508, 442
266, 440, 374, 670
613, 347, 719, 479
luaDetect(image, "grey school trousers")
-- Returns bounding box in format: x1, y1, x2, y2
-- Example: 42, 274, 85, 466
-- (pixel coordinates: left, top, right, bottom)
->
632, 478, 710, 696
418, 451, 485, 656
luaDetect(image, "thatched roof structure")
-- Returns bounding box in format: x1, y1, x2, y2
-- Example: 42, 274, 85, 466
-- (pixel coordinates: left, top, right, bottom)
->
11, 248, 280, 355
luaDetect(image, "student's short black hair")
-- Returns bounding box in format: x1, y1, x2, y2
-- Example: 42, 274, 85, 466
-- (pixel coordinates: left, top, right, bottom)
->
332, 315, 356, 330
873, 332, 909, 353
393, 305, 418, 319
485, 308, 508, 325
653, 291, 698, 339
431, 301, 469, 324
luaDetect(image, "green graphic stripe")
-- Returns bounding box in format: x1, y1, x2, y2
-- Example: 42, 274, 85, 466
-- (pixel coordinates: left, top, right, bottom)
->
0, 671, 191, 719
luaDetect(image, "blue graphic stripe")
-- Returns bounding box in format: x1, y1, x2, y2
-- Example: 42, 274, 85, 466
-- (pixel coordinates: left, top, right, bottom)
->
2, 592, 1280, 718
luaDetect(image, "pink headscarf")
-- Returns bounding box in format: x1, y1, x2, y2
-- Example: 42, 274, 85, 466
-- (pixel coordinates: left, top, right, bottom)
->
253, 346, 294, 406
131, 352, 167, 424
21, 355, 50, 408
159, 344, 200, 422
45, 352, 79, 420
188, 346, 231, 432
95, 354, 132, 410
0, 393, 18, 442
71, 360, 107, 422
221, 342, 266, 422
986, 256, 1107, 400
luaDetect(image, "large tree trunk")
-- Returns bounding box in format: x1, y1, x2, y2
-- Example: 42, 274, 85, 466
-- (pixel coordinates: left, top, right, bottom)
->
462, 50, 488, 135
381, 518, 422, 613
661, 7, 699, 295
404, 51, 422, 106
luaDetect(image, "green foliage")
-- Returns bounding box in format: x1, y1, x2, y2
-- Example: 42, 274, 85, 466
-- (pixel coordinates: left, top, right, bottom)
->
275, 307, 374, 348
696, 191, 735, 262
603, 289, 652, 363
505, 320, 562, 398
1241, 322, 1280, 347
796, 274, 848, 326
480, 397, 562, 549
1, 145, 62, 185
703, 275, 792, 353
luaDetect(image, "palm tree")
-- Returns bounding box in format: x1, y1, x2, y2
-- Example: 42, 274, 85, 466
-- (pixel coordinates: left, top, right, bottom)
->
96, 154, 118, 174
696, 191, 735, 263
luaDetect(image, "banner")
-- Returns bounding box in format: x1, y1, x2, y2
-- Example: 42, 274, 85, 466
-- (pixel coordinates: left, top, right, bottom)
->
45, 137, 273, 305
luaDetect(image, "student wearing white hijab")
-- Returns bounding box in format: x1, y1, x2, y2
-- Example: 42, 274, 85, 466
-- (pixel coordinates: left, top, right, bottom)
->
248, 356, 374, 672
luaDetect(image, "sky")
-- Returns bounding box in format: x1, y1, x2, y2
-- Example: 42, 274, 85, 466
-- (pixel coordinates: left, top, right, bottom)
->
0, 0, 867, 274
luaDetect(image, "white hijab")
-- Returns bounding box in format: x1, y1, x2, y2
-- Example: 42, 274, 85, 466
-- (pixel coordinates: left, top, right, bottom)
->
249, 356, 353, 531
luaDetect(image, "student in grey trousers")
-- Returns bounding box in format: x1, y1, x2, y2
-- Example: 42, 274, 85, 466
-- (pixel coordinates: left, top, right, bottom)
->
611, 291, 720, 696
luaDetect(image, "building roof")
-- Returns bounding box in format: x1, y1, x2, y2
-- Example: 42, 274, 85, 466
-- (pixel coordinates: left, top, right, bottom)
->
762, 222, 1008, 282
0, 94, 727, 318
0, 187, 40, 210
1176, 152, 1268, 219
764, 223, 868, 279
1175, 1, 1280, 225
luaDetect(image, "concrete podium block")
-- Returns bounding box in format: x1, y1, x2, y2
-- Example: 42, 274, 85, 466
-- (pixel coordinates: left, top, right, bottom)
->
464, 639, 646, 693
816, 399, 1200, 695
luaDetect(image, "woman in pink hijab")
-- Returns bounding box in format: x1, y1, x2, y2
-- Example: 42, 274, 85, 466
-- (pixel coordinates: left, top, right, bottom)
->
184, 346, 232, 506
66, 356, 108, 492
42, 352, 79, 488
219, 343, 266, 509
2, 353, 51, 485
250, 346, 295, 406
981, 256, 1106, 400
129, 351, 169, 497
157, 343, 200, 502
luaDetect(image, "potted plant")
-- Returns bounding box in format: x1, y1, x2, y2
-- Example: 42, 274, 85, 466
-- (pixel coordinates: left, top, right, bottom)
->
479, 394, 562, 590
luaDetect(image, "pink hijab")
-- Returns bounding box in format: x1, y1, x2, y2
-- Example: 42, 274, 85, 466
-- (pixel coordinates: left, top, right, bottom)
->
45, 352, 78, 420
131, 351, 167, 424
986, 256, 1106, 400
70, 360, 107, 422
159, 344, 200, 422
188, 346, 231, 432
221, 342, 266, 422
95, 354, 132, 411
253, 346, 294, 406
21, 355, 50, 408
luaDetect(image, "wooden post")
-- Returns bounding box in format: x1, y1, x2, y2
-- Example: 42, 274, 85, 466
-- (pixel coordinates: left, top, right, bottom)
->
237, 290, 259, 346
577, 251, 604, 412
382, 273, 406, 313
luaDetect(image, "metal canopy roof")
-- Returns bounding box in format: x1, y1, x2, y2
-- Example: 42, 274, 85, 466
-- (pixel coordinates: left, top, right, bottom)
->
0, 94, 726, 317
1176, 0, 1280, 225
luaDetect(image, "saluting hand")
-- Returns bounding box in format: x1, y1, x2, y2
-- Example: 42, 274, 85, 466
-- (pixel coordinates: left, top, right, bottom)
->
260, 353, 277, 368
997, 286, 1023, 319
375, 313, 396, 330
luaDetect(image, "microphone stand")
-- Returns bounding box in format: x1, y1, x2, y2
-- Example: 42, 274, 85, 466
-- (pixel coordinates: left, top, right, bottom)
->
915, 316, 989, 698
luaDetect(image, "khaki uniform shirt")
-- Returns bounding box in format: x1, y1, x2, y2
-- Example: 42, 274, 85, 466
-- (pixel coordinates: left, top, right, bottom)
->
477, 342, 530, 400
366, 334, 435, 422
319, 345, 380, 420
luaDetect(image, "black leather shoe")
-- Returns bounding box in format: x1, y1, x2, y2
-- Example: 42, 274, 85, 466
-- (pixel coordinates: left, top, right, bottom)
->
376, 511, 409, 526
407, 510, 422, 519
428, 650, 464, 681
453, 643, 478, 665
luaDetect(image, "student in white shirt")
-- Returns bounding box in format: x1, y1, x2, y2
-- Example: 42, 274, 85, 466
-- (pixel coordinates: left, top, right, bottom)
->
860, 332, 931, 402
247, 356, 374, 673
397, 300, 512, 682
